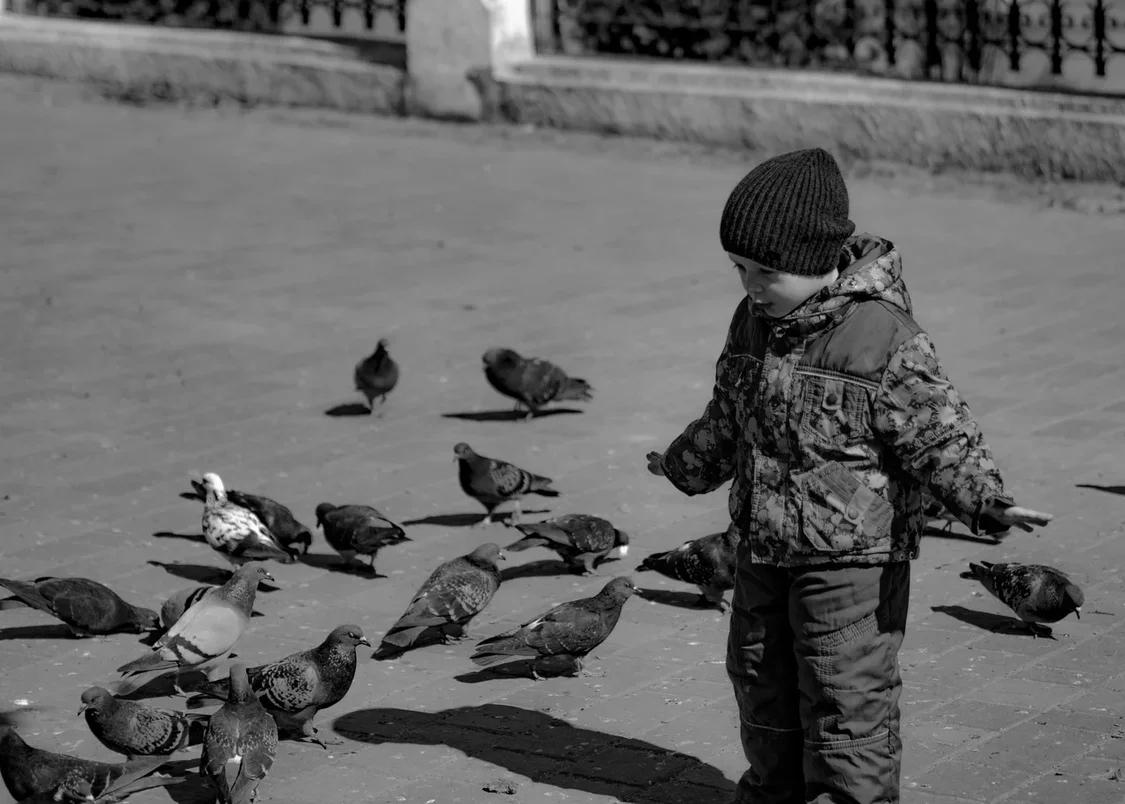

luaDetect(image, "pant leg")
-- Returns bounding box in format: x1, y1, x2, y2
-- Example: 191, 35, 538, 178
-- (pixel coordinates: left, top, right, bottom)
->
789, 562, 911, 804
726, 545, 804, 804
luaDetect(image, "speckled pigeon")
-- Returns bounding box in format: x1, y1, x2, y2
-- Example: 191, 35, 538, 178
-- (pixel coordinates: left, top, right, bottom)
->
0, 726, 179, 803
375, 544, 505, 659
470, 576, 641, 678
962, 561, 1085, 637
314, 503, 411, 574
0, 577, 158, 637
636, 528, 739, 611
181, 479, 312, 556
79, 687, 209, 759
354, 337, 399, 412
454, 442, 560, 527
200, 664, 277, 804
482, 348, 592, 419
115, 563, 274, 694
188, 625, 369, 748
199, 473, 295, 569
506, 514, 629, 575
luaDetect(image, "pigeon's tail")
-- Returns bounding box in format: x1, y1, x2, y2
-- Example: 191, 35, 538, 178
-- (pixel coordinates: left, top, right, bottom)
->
0, 597, 30, 611
178, 479, 207, 503
470, 649, 523, 668
636, 551, 674, 575
0, 578, 55, 619
185, 677, 231, 705
526, 477, 560, 498
117, 651, 178, 676
373, 626, 428, 659
556, 378, 593, 403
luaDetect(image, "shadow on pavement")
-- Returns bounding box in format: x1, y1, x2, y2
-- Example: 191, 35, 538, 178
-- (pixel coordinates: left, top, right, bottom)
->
930, 604, 1051, 639
332, 703, 736, 802
441, 408, 583, 422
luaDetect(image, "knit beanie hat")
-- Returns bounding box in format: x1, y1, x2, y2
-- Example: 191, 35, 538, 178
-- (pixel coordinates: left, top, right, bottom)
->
720, 148, 855, 277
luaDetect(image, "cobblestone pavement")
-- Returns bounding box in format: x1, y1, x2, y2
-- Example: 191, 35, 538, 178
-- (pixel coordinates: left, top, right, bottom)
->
2, 75, 1125, 804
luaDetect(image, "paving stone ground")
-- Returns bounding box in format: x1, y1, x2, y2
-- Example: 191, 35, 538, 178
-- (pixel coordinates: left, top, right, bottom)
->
2, 74, 1125, 804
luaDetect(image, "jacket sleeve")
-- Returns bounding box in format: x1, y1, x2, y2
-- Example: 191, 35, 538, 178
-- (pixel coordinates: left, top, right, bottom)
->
872, 332, 1014, 535
658, 306, 745, 497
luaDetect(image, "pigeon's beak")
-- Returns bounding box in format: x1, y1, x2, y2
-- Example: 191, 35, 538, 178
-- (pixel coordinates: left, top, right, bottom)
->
76, 704, 88, 717
498, 551, 507, 561
632, 586, 646, 598
1075, 607, 1081, 620
263, 571, 276, 582
358, 636, 371, 647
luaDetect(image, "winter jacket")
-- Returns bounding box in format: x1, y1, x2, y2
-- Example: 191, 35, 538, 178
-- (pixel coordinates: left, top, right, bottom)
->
660, 233, 1014, 566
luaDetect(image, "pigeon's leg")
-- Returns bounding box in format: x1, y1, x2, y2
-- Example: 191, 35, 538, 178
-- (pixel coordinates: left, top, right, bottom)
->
1027, 621, 1054, 639
507, 501, 522, 528
577, 554, 600, 576
478, 510, 494, 528
440, 622, 471, 644
700, 586, 729, 612
298, 720, 343, 749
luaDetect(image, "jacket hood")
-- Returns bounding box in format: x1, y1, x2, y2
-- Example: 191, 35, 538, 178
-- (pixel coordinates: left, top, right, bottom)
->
772, 234, 911, 335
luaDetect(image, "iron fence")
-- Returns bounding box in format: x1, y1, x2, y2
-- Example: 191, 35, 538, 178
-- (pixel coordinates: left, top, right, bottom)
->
11, 0, 406, 38
533, 0, 1125, 91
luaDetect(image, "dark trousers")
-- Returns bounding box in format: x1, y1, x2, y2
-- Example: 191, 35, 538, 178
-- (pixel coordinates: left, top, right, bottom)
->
726, 548, 910, 804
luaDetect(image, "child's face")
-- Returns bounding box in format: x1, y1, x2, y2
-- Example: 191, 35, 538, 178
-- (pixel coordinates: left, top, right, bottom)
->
729, 252, 837, 319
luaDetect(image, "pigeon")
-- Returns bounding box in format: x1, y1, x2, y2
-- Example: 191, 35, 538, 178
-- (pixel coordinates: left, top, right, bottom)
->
181, 479, 312, 556
197, 473, 295, 570
201, 663, 278, 804
482, 348, 593, 419
159, 585, 212, 632
962, 561, 1084, 637
375, 544, 505, 659
470, 576, 641, 678
506, 514, 630, 575
0, 577, 158, 637
0, 726, 179, 803
115, 563, 274, 694
79, 687, 209, 759
314, 503, 411, 574
354, 338, 399, 412
636, 528, 739, 611
454, 442, 560, 527
187, 625, 369, 748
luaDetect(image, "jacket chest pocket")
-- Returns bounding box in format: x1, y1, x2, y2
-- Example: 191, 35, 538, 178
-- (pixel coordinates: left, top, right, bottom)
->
793, 373, 874, 453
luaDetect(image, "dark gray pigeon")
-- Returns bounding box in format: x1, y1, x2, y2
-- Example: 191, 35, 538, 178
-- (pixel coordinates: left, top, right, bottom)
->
636, 529, 739, 611
482, 348, 593, 419
0, 577, 158, 637
181, 479, 312, 556
962, 561, 1085, 637
470, 576, 641, 678
200, 664, 278, 804
314, 503, 411, 574
375, 544, 505, 659
354, 338, 399, 412
506, 514, 629, 575
454, 442, 560, 527
0, 726, 179, 803
188, 625, 369, 748
79, 687, 209, 759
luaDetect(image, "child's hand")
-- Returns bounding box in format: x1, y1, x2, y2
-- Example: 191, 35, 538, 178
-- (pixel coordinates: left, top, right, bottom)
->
984, 501, 1053, 537
645, 451, 665, 477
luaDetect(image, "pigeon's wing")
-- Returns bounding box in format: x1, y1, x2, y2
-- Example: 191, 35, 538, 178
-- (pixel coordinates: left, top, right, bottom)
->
36, 579, 124, 630
484, 460, 533, 498
517, 603, 605, 656
204, 506, 268, 551
228, 710, 277, 804
254, 655, 321, 713
395, 561, 496, 628
555, 515, 615, 553
154, 588, 248, 659
518, 359, 569, 407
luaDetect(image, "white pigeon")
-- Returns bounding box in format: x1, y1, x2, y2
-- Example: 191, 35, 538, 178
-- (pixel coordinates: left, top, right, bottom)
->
201, 473, 294, 568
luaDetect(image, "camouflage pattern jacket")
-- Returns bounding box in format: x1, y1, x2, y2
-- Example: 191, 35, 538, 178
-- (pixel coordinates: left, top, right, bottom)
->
660, 233, 1015, 567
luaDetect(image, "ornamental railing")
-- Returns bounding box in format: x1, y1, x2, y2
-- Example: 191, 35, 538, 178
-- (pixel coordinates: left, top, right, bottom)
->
533, 0, 1125, 94
6, 0, 407, 41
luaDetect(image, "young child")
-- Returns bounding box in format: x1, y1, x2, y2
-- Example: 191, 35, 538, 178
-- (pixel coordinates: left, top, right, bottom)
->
645, 148, 1052, 804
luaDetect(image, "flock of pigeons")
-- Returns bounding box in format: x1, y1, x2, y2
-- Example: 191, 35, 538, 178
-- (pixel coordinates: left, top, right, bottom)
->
0, 341, 1089, 803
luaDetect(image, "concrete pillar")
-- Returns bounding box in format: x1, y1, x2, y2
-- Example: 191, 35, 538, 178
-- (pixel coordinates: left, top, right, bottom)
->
405, 0, 534, 122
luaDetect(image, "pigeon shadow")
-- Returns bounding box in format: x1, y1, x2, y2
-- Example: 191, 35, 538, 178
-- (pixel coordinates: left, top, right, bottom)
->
441, 408, 583, 422
1076, 483, 1125, 497
152, 530, 207, 545
930, 605, 1050, 638
146, 561, 282, 592
297, 552, 384, 578
111, 667, 217, 700
500, 559, 575, 581
921, 525, 1001, 544
638, 587, 726, 611
0, 623, 79, 641
325, 402, 374, 417
454, 660, 541, 683
402, 510, 552, 528
331, 704, 735, 802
